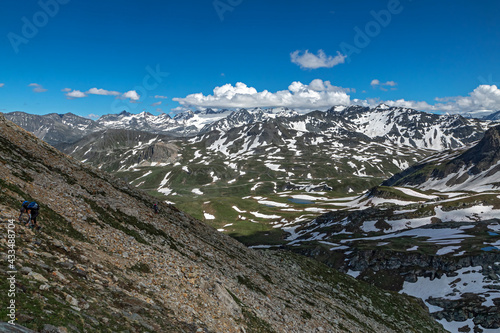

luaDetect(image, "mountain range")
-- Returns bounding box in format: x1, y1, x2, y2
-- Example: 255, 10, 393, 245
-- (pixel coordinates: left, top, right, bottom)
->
5, 105, 495, 148
3, 105, 500, 332
4, 107, 298, 146
0, 108, 445, 332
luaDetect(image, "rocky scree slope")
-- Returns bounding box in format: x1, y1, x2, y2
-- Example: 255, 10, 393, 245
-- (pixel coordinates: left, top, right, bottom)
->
4, 112, 99, 147
0, 114, 445, 332
57, 129, 181, 173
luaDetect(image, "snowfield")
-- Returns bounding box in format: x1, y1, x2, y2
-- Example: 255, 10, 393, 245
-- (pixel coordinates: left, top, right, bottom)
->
401, 266, 500, 333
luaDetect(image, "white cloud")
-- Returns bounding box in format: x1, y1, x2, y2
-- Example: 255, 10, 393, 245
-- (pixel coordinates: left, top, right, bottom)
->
28, 83, 47, 93
364, 85, 500, 116
154, 95, 168, 99
122, 90, 140, 101
87, 88, 120, 96
308, 79, 355, 93
151, 101, 162, 107
371, 79, 398, 90
291, 50, 346, 69
173, 80, 352, 111
0, 83, 4, 88
63, 87, 142, 103
431, 85, 500, 115
173, 81, 500, 117
65, 90, 87, 99
87, 114, 100, 120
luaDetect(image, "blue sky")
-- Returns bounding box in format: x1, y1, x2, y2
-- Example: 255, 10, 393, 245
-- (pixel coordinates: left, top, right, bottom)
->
0, 0, 499, 118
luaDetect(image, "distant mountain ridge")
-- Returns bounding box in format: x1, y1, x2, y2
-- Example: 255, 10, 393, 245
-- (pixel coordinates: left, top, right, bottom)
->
483, 110, 500, 121
3, 107, 300, 145
3, 105, 491, 151
5, 111, 98, 145
382, 124, 500, 191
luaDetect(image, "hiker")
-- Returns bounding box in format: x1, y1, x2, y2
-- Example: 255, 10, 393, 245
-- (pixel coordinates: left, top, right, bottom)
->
153, 202, 159, 214
19, 201, 29, 223
26, 201, 41, 231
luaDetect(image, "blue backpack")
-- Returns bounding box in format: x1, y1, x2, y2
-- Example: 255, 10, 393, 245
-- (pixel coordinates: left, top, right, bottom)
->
27, 202, 39, 210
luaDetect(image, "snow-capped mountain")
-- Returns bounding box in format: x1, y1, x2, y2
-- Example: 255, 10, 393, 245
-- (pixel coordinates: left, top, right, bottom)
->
4, 109, 232, 145
333, 104, 487, 150
96, 110, 176, 131
200, 107, 299, 134
173, 108, 234, 134
382, 124, 500, 191
4, 105, 489, 150
483, 110, 500, 121
193, 105, 486, 161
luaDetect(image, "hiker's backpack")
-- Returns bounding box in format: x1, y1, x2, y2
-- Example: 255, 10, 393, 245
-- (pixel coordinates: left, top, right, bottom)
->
27, 202, 39, 210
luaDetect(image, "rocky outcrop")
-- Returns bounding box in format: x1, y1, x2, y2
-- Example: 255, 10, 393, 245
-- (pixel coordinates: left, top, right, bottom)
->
347, 250, 500, 282
429, 296, 500, 329
283, 182, 333, 192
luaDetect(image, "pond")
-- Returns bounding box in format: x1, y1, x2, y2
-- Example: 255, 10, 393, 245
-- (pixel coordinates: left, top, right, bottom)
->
481, 246, 499, 252
288, 198, 315, 204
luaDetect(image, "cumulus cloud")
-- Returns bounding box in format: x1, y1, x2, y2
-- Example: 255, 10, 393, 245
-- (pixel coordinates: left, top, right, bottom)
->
63, 86, 141, 103
365, 85, 500, 116
87, 88, 120, 96
290, 50, 346, 70
65, 90, 87, 99
173, 80, 352, 111
431, 85, 500, 115
29, 83, 47, 93
151, 101, 162, 107
0, 83, 4, 88
371, 79, 398, 91
87, 114, 100, 120
172, 80, 500, 117
122, 90, 140, 101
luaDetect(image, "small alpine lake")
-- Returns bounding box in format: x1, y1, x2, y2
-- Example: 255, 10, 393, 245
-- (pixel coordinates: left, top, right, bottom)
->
288, 198, 315, 204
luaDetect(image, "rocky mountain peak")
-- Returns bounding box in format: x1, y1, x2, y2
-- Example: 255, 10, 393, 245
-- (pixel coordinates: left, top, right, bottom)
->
119, 110, 132, 116
457, 124, 500, 174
